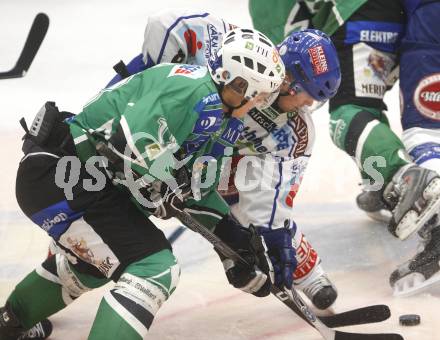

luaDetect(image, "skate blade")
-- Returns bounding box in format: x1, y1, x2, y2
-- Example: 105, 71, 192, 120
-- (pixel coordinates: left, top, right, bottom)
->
396, 178, 440, 240
366, 210, 392, 224
393, 271, 440, 297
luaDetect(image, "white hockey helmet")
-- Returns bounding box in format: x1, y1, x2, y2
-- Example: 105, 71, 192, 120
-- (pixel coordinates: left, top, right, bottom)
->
207, 28, 285, 107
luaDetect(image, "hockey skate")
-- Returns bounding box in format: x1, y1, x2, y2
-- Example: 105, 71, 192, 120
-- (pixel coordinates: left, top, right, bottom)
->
356, 189, 392, 223
18, 320, 52, 340
0, 303, 52, 340
384, 164, 440, 240
296, 268, 338, 310
390, 227, 440, 297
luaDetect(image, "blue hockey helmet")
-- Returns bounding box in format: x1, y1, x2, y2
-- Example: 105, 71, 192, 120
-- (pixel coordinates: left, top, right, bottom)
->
277, 29, 341, 102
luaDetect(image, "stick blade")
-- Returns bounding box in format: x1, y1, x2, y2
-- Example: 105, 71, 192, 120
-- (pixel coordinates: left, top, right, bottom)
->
335, 330, 404, 340
321, 305, 391, 328
0, 13, 49, 79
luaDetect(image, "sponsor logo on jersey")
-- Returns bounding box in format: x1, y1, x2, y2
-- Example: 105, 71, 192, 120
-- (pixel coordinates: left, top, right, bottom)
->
41, 212, 68, 232
345, 21, 403, 53
293, 234, 318, 280
272, 127, 291, 151
361, 83, 386, 97
260, 106, 280, 120
353, 44, 395, 99
221, 119, 244, 145
241, 126, 268, 153
205, 24, 221, 60
308, 45, 328, 75
184, 29, 203, 57
66, 235, 115, 277
200, 116, 218, 129
285, 183, 300, 207
360, 30, 400, 44
248, 109, 277, 132
414, 73, 440, 120
202, 93, 221, 105
168, 64, 207, 79
181, 135, 210, 156
368, 52, 390, 82
291, 115, 308, 157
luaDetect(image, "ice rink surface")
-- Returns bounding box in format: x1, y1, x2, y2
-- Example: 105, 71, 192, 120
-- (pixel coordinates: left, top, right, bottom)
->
1, 1, 440, 339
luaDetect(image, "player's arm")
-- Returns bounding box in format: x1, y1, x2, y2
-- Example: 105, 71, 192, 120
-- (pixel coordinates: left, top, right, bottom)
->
233, 154, 307, 289
249, 0, 308, 44
107, 10, 199, 87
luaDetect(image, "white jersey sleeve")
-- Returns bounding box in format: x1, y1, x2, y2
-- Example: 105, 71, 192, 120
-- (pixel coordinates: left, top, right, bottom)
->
142, 9, 234, 67
231, 111, 316, 229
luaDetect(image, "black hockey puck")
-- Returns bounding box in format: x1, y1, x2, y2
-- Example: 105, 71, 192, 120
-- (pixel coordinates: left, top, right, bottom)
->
399, 314, 420, 326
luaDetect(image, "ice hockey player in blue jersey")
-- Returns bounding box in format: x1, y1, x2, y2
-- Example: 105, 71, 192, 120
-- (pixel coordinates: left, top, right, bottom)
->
385, 0, 440, 296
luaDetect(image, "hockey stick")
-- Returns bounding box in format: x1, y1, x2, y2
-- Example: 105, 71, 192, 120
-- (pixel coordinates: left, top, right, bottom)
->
0, 13, 49, 79
174, 210, 404, 340
168, 226, 186, 244
92, 139, 399, 334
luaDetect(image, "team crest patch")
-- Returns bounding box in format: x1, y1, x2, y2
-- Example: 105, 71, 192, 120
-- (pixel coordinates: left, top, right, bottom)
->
308, 45, 328, 75
414, 73, 440, 121
168, 64, 207, 79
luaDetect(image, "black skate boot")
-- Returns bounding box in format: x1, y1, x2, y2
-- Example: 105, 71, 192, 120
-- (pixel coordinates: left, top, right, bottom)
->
0, 303, 52, 340
384, 164, 440, 240
18, 320, 52, 340
356, 189, 392, 223
390, 226, 440, 297
296, 269, 337, 310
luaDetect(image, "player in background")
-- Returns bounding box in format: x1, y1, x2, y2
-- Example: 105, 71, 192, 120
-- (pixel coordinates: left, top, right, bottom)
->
248, 0, 440, 296
0, 29, 287, 340
106, 9, 341, 310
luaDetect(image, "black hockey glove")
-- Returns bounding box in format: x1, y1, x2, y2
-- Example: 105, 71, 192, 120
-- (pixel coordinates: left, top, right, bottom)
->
214, 216, 273, 297
144, 166, 192, 220
256, 225, 297, 290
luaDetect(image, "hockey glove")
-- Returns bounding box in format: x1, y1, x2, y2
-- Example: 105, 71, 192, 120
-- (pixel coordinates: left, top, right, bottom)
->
256, 225, 297, 290
146, 166, 192, 220
214, 216, 274, 297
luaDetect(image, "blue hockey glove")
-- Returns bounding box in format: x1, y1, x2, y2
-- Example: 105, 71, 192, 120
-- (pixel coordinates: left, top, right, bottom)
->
256, 224, 297, 290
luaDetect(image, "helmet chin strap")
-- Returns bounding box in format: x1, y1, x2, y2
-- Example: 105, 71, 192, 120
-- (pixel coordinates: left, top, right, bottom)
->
216, 83, 249, 116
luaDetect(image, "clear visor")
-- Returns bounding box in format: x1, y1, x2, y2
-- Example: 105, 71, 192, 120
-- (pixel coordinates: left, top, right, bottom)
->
297, 99, 326, 114
281, 79, 327, 114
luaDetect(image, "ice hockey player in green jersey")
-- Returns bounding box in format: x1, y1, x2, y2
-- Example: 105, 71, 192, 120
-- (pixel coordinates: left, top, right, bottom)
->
249, 0, 440, 275
0, 28, 285, 340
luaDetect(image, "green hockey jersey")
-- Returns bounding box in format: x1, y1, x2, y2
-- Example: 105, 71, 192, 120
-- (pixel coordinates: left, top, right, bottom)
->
249, 0, 368, 44
69, 63, 243, 228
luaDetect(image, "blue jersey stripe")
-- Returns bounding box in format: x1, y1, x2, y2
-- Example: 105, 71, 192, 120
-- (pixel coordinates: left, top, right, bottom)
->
31, 200, 84, 240
268, 161, 283, 229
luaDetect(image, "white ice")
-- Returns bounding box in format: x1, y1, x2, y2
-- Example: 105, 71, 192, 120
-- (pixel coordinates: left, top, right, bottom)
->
1, 1, 440, 339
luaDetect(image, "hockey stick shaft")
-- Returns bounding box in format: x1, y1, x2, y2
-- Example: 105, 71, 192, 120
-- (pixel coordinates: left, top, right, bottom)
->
0, 13, 49, 79
174, 210, 403, 340
168, 226, 186, 244
92, 141, 402, 339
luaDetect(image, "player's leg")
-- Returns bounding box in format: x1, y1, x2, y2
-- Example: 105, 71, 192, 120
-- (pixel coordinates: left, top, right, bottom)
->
328, 0, 440, 239
9, 132, 175, 336
328, 0, 408, 192
389, 1, 440, 294
291, 231, 337, 310
1, 254, 108, 339
227, 155, 337, 309
0, 304, 52, 340
88, 249, 179, 340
